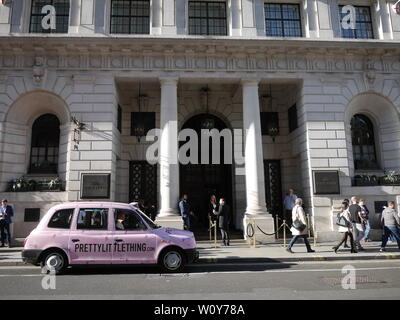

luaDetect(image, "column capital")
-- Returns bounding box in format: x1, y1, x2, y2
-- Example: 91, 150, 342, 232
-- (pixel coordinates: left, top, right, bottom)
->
159, 77, 179, 86
241, 78, 261, 87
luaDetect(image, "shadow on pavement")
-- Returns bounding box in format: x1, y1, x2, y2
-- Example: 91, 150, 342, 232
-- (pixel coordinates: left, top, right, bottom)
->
53, 259, 296, 276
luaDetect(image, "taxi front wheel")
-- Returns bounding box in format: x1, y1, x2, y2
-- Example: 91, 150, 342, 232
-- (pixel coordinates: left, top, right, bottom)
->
41, 250, 68, 275
159, 248, 186, 273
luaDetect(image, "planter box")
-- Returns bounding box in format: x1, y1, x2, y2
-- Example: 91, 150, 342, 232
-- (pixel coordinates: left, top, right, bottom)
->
379, 177, 400, 186
7, 180, 63, 192
353, 179, 379, 187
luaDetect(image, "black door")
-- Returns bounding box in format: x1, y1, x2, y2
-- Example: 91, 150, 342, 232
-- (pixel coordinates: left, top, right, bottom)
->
179, 114, 233, 233
129, 161, 157, 209
180, 163, 232, 230
264, 160, 283, 234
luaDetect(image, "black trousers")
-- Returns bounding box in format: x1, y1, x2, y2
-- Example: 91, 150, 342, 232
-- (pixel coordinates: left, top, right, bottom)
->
220, 228, 230, 244
334, 232, 355, 251
284, 210, 293, 226
0, 220, 11, 245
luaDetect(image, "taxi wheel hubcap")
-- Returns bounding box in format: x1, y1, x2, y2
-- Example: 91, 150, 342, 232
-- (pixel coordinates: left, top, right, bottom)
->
46, 253, 64, 271
164, 251, 182, 270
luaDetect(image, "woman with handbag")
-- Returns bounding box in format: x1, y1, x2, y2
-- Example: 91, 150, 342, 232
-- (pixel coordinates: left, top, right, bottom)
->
333, 203, 357, 253
286, 198, 315, 253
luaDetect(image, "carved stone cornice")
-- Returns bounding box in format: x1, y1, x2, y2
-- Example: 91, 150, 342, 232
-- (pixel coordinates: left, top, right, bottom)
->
0, 37, 399, 74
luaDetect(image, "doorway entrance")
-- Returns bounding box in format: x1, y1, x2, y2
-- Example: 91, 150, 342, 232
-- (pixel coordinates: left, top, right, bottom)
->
179, 114, 233, 235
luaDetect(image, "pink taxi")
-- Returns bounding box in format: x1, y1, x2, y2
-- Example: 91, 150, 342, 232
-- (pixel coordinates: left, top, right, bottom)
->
22, 202, 198, 274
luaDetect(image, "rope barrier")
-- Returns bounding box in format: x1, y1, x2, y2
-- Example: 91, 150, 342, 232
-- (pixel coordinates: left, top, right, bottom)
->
246, 214, 318, 248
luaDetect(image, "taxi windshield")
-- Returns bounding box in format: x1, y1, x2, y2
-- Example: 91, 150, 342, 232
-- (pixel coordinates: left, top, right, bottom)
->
133, 206, 161, 229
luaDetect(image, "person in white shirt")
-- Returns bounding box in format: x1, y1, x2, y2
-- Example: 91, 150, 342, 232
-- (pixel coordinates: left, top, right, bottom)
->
286, 198, 315, 253
333, 202, 357, 253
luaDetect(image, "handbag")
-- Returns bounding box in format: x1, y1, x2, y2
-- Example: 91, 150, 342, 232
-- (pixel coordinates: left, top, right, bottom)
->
292, 207, 307, 232
336, 213, 351, 228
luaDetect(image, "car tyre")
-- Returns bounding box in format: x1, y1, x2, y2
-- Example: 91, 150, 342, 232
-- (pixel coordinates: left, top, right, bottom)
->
159, 248, 186, 273
41, 250, 68, 275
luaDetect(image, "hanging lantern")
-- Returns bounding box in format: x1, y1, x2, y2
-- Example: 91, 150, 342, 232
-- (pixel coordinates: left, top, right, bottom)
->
200, 86, 215, 130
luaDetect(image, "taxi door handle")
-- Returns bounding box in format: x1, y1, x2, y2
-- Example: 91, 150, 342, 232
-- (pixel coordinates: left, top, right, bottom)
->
71, 239, 80, 243
115, 239, 123, 242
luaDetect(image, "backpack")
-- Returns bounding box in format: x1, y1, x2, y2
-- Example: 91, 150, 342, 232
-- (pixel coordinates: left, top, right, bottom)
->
336, 212, 351, 228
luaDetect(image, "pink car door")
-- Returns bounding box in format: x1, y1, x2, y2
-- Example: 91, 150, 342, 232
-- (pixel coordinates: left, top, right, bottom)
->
68, 207, 113, 264
112, 208, 157, 264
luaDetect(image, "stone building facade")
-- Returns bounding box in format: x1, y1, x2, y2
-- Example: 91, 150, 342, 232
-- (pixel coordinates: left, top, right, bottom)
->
0, 0, 399, 241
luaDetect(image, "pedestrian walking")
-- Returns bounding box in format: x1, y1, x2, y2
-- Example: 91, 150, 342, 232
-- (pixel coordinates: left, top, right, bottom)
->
342, 198, 350, 248
179, 194, 191, 231
348, 196, 365, 251
283, 189, 297, 226
217, 198, 231, 246
380, 201, 400, 252
0, 199, 14, 248
359, 199, 371, 242
286, 198, 315, 253
333, 203, 357, 253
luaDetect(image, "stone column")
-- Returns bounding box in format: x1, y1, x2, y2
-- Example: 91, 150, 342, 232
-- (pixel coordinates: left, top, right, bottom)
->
152, 0, 162, 35
231, 0, 242, 36
156, 78, 182, 229
69, 0, 81, 33
241, 79, 274, 241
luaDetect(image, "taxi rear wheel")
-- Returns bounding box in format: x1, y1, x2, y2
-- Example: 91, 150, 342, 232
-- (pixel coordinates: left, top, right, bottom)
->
159, 248, 186, 273
41, 250, 68, 275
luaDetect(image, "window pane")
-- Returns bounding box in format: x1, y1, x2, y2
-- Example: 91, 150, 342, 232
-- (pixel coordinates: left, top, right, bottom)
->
115, 209, 146, 230
339, 5, 373, 39
77, 209, 108, 230
265, 3, 302, 37
351, 114, 378, 169
48, 209, 74, 229
30, 0, 70, 33
111, 0, 150, 34
188, 1, 227, 35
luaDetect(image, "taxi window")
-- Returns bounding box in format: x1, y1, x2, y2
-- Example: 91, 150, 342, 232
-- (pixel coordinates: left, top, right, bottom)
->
77, 208, 108, 230
114, 209, 147, 231
48, 209, 74, 229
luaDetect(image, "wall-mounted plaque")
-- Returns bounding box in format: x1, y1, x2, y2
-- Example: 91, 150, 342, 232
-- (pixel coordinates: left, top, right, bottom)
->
313, 170, 340, 195
81, 173, 111, 199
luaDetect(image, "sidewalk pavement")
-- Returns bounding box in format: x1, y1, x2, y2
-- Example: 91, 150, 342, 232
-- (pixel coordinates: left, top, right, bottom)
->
196, 239, 400, 264
1, 239, 399, 267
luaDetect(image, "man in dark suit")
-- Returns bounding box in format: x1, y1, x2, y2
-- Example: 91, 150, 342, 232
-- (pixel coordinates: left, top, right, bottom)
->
0, 199, 14, 247
179, 194, 191, 231
217, 198, 231, 246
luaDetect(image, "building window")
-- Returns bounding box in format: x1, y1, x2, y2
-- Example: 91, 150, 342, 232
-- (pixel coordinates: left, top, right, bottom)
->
110, 0, 150, 34
188, 1, 227, 36
288, 104, 298, 133
29, 114, 60, 174
339, 5, 374, 39
24, 208, 41, 222
264, 3, 302, 37
117, 104, 122, 133
351, 114, 379, 170
30, 0, 70, 33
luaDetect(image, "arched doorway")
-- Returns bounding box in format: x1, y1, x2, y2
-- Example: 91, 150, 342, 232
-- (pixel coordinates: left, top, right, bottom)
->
179, 113, 233, 235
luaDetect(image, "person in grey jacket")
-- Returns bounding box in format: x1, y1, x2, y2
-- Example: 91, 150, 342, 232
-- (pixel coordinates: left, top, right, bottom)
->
380, 201, 400, 252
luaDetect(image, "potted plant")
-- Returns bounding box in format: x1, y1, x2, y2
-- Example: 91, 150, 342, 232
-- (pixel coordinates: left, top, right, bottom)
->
380, 171, 400, 186
48, 177, 61, 191
11, 176, 28, 191
354, 174, 378, 186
